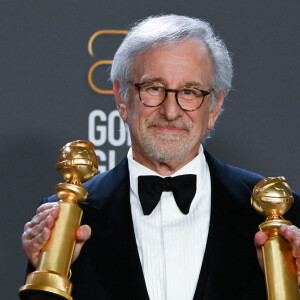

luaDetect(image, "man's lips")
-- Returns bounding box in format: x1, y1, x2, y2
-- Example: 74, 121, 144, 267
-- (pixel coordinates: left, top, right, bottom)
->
153, 125, 186, 134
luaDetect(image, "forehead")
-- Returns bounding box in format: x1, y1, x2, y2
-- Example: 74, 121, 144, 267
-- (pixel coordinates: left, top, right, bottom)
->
131, 38, 213, 86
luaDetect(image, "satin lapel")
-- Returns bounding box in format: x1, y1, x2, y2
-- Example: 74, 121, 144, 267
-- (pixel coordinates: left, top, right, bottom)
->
84, 158, 150, 300
193, 152, 243, 300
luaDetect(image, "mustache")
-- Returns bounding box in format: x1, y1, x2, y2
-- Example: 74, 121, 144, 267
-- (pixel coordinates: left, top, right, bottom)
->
144, 115, 193, 130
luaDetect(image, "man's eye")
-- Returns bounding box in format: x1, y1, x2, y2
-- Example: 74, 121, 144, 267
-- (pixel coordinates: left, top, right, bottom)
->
150, 86, 163, 92
181, 89, 201, 98
182, 89, 193, 95
144, 85, 164, 93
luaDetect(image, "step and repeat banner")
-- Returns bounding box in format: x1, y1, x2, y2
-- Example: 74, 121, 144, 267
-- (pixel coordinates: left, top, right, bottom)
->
1, 1, 299, 298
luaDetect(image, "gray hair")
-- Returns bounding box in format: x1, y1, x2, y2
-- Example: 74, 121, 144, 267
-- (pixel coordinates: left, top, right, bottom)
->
110, 14, 233, 109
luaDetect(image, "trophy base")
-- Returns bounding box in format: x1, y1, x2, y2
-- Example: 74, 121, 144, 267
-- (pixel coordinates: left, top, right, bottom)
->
19, 270, 73, 300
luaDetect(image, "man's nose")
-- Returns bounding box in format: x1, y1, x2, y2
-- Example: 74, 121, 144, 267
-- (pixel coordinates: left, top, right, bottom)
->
159, 91, 183, 120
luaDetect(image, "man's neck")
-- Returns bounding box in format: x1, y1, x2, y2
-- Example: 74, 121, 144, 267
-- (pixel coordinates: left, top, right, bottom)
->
131, 149, 200, 176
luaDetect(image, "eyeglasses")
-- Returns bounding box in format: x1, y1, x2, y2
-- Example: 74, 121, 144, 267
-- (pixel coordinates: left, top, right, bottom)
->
132, 82, 213, 112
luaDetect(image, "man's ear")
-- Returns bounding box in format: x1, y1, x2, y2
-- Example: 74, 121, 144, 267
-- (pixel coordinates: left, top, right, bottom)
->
113, 80, 128, 122
208, 92, 225, 130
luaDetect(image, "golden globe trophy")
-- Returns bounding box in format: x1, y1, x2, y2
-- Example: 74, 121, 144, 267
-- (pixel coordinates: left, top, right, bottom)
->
19, 141, 98, 300
251, 177, 300, 300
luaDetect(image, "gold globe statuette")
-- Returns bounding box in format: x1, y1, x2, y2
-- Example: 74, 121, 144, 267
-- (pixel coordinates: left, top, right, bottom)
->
251, 177, 300, 300
19, 141, 98, 300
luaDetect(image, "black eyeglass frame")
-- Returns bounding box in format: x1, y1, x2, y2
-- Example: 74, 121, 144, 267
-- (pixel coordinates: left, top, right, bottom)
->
132, 82, 213, 112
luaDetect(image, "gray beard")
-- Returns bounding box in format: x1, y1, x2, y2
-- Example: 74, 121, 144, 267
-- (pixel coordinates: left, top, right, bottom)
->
139, 118, 196, 163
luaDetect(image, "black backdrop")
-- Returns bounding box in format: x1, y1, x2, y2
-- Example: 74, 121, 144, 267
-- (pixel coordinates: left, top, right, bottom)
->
1, 1, 299, 298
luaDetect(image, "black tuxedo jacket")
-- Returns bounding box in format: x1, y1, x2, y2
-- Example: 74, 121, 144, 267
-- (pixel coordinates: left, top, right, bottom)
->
31, 151, 300, 300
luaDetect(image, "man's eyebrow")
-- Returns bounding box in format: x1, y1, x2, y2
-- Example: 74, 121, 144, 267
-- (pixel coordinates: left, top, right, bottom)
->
183, 81, 203, 87
139, 78, 204, 88
140, 77, 166, 84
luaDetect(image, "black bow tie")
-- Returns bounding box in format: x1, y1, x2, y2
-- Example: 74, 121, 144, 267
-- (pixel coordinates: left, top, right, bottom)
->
138, 175, 196, 215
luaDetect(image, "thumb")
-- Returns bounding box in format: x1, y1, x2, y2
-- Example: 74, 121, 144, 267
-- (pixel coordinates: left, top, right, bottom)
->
72, 225, 91, 263
254, 231, 268, 271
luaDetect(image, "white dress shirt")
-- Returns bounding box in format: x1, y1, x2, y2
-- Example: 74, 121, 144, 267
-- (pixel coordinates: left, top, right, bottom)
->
128, 145, 211, 300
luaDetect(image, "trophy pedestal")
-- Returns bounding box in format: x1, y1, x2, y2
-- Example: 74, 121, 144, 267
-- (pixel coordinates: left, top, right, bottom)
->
19, 270, 72, 300
260, 219, 299, 300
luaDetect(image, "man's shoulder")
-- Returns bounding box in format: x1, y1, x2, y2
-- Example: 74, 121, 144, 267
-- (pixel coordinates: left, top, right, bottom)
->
204, 150, 300, 222
204, 150, 264, 190
205, 150, 300, 196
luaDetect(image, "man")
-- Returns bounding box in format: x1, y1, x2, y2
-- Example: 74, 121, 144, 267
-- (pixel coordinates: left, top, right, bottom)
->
22, 15, 300, 300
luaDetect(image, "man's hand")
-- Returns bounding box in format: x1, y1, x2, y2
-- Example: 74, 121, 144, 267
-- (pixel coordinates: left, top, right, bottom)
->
22, 202, 91, 267
255, 224, 300, 283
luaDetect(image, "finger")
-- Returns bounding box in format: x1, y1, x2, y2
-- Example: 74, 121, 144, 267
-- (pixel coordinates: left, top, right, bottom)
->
22, 227, 51, 267
254, 231, 268, 271
24, 210, 49, 230
36, 202, 60, 214
254, 231, 268, 248
34, 203, 60, 225
296, 258, 300, 269
76, 225, 91, 242
28, 227, 51, 252
22, 227, 50, 256
27, 218, 48, 239
24, 204, 60, 231
24, 212, 57, 240
34, 227, 51, 247
291, 237, 300, 258
279, 225, 300, 243
279, 225, 300, 259
22, 203, 60, 255
295, 258, 300, 283
29, 214, 53, 238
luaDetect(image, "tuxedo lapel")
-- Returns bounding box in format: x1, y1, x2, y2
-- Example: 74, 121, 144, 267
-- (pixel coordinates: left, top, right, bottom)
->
82, 158, 150, 300
193, 155, 239, 299
193, 151, 265, 300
